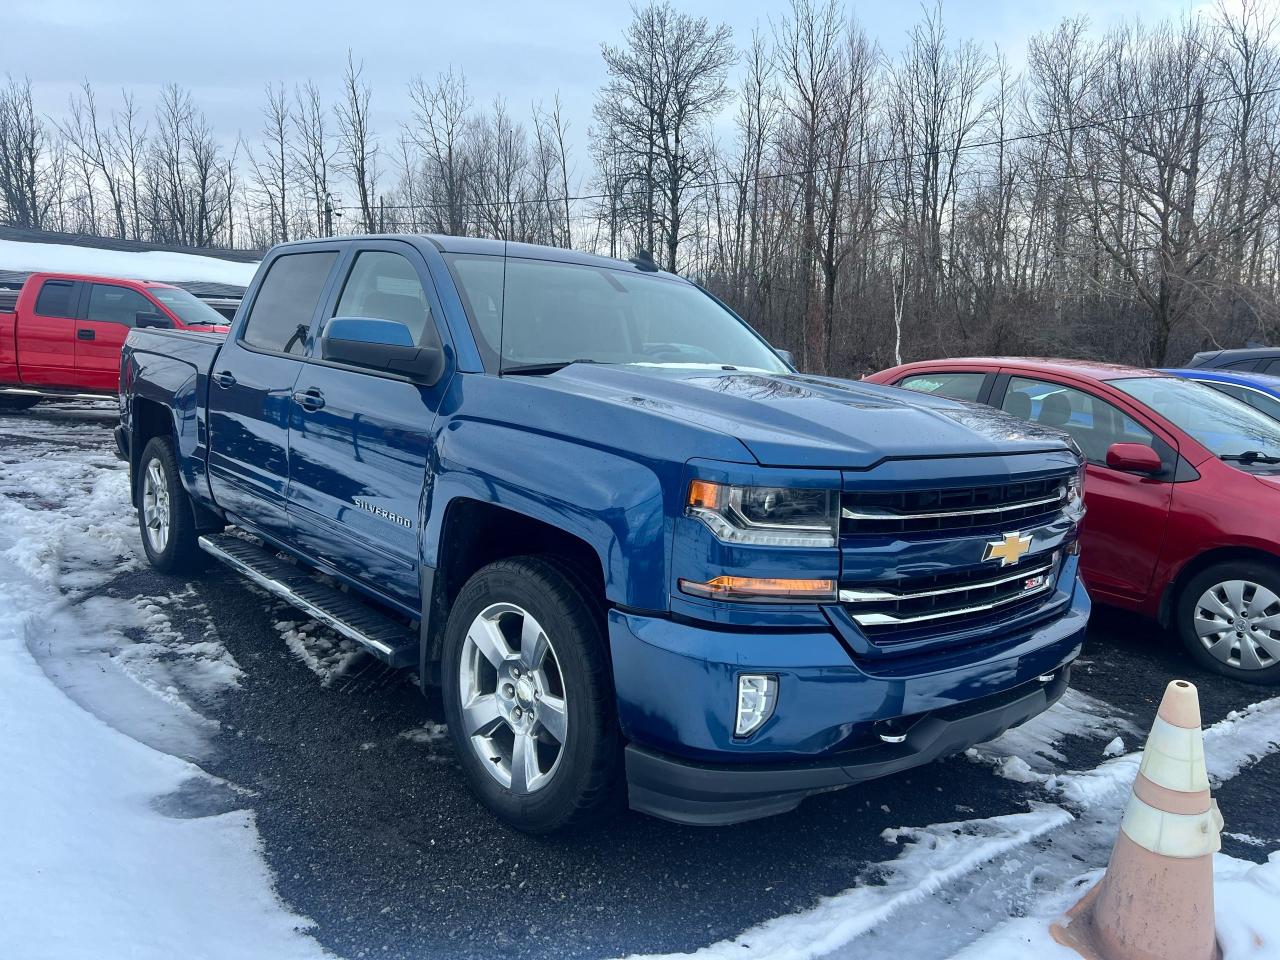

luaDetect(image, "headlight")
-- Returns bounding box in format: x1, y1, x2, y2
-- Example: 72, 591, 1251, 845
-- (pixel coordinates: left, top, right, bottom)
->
686, 480, 838, 548
1064, 463, 1086, 524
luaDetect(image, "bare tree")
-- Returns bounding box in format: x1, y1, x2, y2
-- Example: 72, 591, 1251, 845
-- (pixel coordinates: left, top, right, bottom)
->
335, 52, 379, 233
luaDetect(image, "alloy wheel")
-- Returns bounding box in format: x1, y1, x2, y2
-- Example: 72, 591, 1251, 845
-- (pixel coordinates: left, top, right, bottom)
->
141, 459, 171, 555
1193, 579, 1280, 671
458, 602, 569, 794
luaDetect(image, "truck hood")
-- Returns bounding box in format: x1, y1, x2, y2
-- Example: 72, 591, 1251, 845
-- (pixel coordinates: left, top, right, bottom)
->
527, 364, 1072, 468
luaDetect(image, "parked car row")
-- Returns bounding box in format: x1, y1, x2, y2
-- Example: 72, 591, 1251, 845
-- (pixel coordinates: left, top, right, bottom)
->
867, 357, 1280, 684
0, 272, 228, 406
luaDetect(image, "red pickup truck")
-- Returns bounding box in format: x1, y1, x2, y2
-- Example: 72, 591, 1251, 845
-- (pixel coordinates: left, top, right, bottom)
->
0, 272, 229, 407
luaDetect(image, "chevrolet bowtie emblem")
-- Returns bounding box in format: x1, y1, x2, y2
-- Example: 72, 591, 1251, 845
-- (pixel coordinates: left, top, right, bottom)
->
983, 531, 1032, 566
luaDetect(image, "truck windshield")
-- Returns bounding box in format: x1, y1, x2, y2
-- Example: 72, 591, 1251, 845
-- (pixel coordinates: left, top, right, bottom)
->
1112, 376, 1280, 467
444, 254, 787, 374
148, 287, 227, 327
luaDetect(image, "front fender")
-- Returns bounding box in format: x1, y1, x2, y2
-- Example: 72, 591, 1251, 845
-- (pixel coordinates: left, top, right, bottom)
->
125, 349, 207, 508
425, 418, 677, 611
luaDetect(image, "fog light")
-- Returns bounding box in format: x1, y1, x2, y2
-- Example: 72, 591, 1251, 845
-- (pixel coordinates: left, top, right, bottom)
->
735, 674, 778, 737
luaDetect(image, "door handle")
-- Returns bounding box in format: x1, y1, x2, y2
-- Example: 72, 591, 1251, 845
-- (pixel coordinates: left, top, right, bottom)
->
292, 388, 325, 411
77, 329, 95, 341
212, 370, 237, 389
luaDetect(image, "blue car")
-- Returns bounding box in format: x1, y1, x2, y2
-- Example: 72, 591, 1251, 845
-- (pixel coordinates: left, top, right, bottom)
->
1161, 368, 1280, 423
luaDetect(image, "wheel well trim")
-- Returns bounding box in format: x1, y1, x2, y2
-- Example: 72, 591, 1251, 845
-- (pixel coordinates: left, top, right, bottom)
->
1158, 545, 1280, 627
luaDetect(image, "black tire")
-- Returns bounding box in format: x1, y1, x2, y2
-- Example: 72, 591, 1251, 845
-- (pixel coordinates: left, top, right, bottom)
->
0, 395, 41, 410
441, 556, 620, 833
1176, 559, 1280, 685
136, 436, 205, 574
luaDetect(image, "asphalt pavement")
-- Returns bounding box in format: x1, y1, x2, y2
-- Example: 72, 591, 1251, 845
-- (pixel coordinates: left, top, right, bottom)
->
8, 402, 1278, 960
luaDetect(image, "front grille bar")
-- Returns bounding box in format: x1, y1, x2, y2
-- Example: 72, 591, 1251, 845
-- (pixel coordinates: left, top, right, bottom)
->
839, 559, 1056, 604
841, 490, 1066, 522
845, 577, 1056, 627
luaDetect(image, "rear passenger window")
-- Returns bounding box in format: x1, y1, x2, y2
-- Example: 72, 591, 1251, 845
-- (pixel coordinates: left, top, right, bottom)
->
34, 281, 76, 318
1264, 359, 1280, 375
242, 252, 338, 355
332, 251, 439, 348
87, 284, 155, 326
898, 372, 986, 402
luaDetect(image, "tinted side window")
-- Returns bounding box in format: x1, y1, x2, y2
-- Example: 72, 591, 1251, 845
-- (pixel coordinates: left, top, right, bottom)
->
242, 252, 338, 355
1264, 359, 1280, 375
34, 281, 76, 318
87, 284, 155, 327
1226, 358, 1262, 370
899, 372, 986, 402
333, 251, 439, 348
1002, 376, 1154, 464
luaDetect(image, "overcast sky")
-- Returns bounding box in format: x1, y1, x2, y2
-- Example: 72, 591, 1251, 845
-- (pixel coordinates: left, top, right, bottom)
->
9, 0, 1202, 196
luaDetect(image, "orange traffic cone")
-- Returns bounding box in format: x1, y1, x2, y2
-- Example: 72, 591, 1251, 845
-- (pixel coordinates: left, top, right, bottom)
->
1052, 679, 1222, 960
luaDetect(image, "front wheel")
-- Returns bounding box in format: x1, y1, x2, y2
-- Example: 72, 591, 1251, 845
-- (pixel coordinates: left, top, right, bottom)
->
1176, 559, 1280, 685
441, 557, 620, 833
136, 436, 204, 573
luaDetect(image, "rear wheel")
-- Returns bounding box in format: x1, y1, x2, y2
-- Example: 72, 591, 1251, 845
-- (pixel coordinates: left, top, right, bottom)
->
137, 436, 204, 574
441, 557, 619, 833
0, 395, 41, 410
1176, 559, 1280, 685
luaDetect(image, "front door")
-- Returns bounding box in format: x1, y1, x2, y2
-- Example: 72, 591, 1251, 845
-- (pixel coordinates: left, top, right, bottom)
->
286, 242, 451, 610
996, 374, 1175, 603
206, 249, 339, 539
76, 283, 154, 393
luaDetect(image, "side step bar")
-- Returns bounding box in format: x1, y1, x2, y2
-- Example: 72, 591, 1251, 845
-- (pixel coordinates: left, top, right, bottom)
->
198, 533, 418, 668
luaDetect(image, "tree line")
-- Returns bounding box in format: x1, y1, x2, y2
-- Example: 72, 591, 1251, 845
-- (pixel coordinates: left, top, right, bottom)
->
2, 0, 1279, 371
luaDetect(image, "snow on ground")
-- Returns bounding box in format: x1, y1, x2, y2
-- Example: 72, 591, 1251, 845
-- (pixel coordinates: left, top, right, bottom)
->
0, 414, 328, 959
624, 692, 1280, 960
969, 687, 1139, 772
0, 237, 258, 287
273, 615, 367, 684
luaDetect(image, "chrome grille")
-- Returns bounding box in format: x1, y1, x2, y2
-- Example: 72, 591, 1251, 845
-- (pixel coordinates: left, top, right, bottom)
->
841, 473, 1071, 536
842, 552, 1060, 638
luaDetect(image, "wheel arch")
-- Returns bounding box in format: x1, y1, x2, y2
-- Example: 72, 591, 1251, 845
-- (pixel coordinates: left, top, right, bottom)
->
1158, 546, 1280, 628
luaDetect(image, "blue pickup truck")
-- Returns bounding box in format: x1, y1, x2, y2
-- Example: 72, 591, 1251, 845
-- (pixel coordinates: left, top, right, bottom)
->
117, 235, 1090, 831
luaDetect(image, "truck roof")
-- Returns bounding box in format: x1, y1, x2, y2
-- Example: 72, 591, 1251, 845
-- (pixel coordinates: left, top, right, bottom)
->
22, 271, 181, 290
269, 234, 672, 275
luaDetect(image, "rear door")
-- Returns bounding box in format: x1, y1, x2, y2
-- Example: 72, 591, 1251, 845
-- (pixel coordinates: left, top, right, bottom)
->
76, 283, 156, 392
206, 248, 341, 539
18, 279, 80, 387
994, 374, 1175, 603
286, 241, 452, 610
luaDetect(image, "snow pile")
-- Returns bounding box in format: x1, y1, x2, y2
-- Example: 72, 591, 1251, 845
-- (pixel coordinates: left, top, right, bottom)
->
0, 237, 258, 287
971, 688, 1137, 771
274, 617, 366, 684
0, 413, 327, 959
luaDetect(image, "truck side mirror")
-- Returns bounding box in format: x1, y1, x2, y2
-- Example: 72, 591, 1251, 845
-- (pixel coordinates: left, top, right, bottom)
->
136, 312, 173, 329
321, 316, 444, 385
1105, 442, 1162, 474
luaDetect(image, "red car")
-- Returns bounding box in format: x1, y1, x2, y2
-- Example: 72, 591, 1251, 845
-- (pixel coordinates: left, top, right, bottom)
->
0, 272, 229, 406
866, 358, 1280, 684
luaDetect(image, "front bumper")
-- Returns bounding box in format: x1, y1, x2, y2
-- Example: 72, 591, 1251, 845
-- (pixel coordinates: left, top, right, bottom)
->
609, 570, 1088, 825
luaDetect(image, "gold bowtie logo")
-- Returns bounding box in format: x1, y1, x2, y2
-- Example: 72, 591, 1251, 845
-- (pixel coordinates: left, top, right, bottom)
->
983, 531, 1032, 566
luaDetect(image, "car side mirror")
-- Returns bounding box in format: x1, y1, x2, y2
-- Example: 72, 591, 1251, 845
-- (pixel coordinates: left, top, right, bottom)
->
776, 348, 795, 368
321, 317, 444, 385
1106, 442, 1162, 474
136, 312, 173, 329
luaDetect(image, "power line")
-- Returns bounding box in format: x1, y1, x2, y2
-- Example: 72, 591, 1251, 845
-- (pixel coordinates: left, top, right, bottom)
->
328, 82, 1280, 217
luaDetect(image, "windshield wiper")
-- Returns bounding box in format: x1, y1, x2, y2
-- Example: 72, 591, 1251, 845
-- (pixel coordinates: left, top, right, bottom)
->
1220, 450, 1280, 465
501, 359, 604, 376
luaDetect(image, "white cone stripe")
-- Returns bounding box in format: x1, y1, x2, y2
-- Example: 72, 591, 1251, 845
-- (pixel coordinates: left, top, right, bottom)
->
1120, 793, 1222, 858
1138, 715, 1210, 793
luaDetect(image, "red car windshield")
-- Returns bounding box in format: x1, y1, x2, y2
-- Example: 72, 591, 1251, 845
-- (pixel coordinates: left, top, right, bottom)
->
1113, 376, 1280, 467
148, 287, 226, 327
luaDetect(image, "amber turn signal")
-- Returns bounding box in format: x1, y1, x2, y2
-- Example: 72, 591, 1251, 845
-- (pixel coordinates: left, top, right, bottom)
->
679, 575, 836, 602
687, 479, 723, 510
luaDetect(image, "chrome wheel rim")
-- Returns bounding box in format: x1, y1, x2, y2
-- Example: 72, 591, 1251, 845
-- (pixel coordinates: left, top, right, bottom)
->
1194, 579, 1280, 671
458, 602, 568, 794
141, 459, 171, 554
